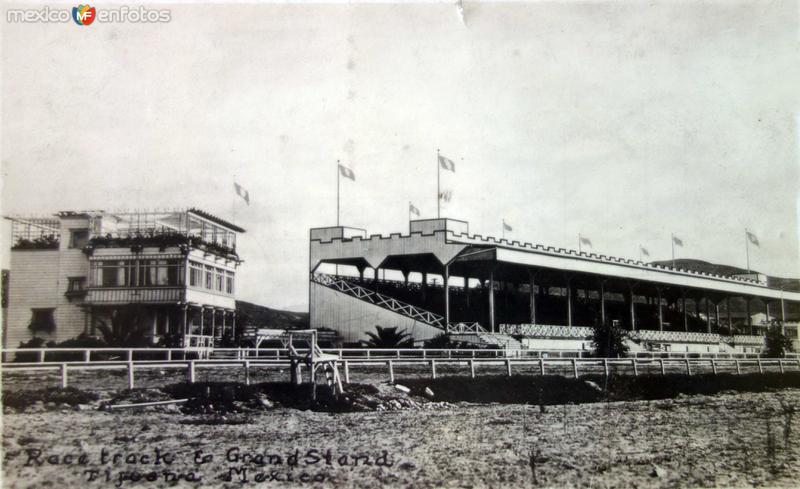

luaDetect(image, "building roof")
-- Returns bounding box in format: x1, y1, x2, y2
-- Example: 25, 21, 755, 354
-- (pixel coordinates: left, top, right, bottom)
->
187, 208, 245, 233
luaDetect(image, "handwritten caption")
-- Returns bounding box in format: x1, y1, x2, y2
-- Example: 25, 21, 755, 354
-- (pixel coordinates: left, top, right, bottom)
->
16, 446, 398, 486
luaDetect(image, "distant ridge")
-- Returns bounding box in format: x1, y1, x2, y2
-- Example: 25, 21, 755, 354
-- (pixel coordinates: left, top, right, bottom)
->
649, 259, 800, 292
236, 300, 309, 330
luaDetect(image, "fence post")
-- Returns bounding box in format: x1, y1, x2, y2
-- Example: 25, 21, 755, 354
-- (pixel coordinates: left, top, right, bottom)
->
735, 359, 741, 375
127, 361, 135, 389
188, 361, 196, 383
540, 358, 546, 376
39, 350, 45, 363
660, 359, 666, 376
388, 360, 395, 383
778, 359, 784, 374
470, 359, 475, 378
603, 358, 609, 377
244, 360, 251, 385
506, 359, 512, 377
685, 359, 691, 376
711, 359, 717, 375
430, 360, 437, 379
367, 350, 371, 359
344, 361, 350, 384
126, 350, 132, 362
60, 363, 68, 388
83, 350, 91, 363
757, 358, 763, 374
632, 359, 638, 377
167, 350, 173, 361
572, 358, 578, 379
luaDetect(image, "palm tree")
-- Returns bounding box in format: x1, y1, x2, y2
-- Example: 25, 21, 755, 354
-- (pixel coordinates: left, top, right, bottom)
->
96, 306, 153, 347
363, 326, 415, 348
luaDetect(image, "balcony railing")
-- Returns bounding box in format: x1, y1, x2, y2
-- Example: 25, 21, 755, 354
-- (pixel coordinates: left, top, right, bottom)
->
85, 287, 183, 304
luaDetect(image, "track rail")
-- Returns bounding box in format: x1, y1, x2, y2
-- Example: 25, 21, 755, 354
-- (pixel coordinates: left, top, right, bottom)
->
3, 357, 799, 390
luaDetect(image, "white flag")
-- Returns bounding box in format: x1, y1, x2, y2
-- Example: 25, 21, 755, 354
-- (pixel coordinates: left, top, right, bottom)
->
438, 154, 456, 172
503, 221, 512, 232
438, 190, 453, 202
672, 235, 684, 247
640, 245, 650, 257
746, 230, 759, 246
233, 182, 250, 205
579, 235, 592, 247
338, 164, 355, 181
409, 202, 421, 217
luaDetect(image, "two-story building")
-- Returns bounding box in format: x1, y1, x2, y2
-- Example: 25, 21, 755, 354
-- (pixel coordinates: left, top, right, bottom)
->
3, 209, 244, 349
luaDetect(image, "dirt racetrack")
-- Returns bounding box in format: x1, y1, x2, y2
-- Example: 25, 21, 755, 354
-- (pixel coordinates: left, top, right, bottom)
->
3, 386, 799, 488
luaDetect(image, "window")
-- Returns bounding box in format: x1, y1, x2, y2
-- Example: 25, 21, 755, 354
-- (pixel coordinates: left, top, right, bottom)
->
205, 265, 214, 289
67, 277, 86, 292
90, 259, 184, 287
225, 271, 234, 295
215, 268, 224, 291
189, 261, 203, 287
29, 308, 56, 334
69, 229, 89, 249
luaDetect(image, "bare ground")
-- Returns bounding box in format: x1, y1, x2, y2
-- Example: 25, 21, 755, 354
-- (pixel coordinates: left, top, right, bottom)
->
3, 387, 800, 488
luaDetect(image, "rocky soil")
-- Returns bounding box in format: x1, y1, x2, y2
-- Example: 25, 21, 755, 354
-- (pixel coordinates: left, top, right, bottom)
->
3, 386, 799, 488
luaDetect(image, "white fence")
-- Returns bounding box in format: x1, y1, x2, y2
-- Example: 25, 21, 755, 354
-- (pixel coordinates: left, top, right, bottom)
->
2, 356, 799, 389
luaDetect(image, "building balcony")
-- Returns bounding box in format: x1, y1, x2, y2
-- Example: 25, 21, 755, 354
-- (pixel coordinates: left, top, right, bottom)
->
85, 287, 184, 305
84, 232, 239, 262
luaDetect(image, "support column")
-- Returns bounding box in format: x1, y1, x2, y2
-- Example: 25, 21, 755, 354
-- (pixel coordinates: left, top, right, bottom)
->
657, 287, 663, 332
682, 290, 688, 331
421, 272, 428, 302
781, 294, 787, 335
600, 281, 606, 325
182, 305, 188, 345
444, 264, 450, 331
200, 306, 205, 336
727, 297, 733, 333
745, 297, 752, 335
705, 297, 711, 334
715, 303, 720, 333
566, 278, 573, 327
231, 311, 237, 340
488, 271, 496, 333
528, 270, 537, 325
211, 308, 216, 342
629, 285, 636, 331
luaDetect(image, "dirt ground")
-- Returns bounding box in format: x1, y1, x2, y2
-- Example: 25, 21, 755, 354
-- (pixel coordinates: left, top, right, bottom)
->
3, 386, 799, 488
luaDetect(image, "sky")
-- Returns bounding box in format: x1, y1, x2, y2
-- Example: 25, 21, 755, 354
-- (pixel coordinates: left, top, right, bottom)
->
2, 1, 799, 311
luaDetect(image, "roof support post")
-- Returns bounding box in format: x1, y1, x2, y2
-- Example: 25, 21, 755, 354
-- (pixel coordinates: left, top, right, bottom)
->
727, 297, 733, 334
705, 296, 711, 334
745, 297, 752, 335
444, 264, 450, 331
657, 287, 663, 332
629, 284, 636, 331
682, 290, 688, 332
528, 269, 537, 325
489, 271, 496, 333
566, 277, 573, 327
600, 280, 607, 326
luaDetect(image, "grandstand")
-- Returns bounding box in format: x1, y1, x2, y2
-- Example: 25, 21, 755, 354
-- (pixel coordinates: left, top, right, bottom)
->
309, 218, 800, 355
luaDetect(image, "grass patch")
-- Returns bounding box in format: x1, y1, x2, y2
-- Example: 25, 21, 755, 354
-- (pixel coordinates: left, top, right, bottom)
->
399, 372, 800, 405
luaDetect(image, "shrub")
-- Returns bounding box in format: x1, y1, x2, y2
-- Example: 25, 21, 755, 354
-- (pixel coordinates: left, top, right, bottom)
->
591, 320, 629, 358
764, 323, 794, 358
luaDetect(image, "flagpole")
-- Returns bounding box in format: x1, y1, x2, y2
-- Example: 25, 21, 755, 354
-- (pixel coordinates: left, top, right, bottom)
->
671, 233, 675, 269
502, 219, 505, 240
232, 176, 236, 225
336, 160, 340, 227
745, 228, 750, 273
578, 233, 582, 254
436, 149, 441, 219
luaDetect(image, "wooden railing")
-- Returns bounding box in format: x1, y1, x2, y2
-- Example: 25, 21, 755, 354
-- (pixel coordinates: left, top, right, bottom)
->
6, 346, 796, 365
85, 287, 183, 304
3, 356, 798, 390
312, 273, 446, 328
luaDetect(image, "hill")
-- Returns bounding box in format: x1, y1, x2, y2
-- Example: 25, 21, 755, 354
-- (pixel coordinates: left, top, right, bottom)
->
235, 300, 309, 330
648, 259, 800, 292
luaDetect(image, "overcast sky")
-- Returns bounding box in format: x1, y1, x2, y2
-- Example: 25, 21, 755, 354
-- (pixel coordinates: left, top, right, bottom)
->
2, 1, 798, 311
